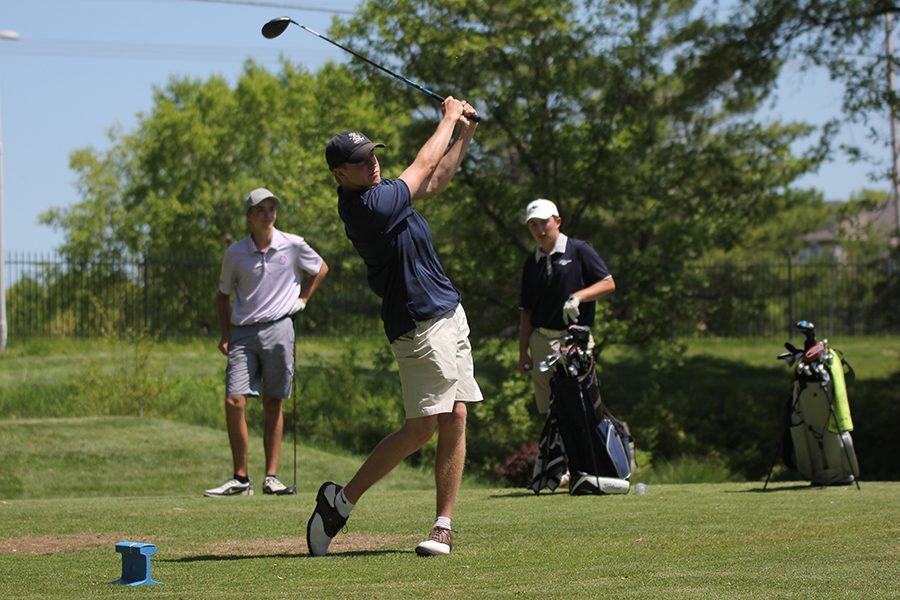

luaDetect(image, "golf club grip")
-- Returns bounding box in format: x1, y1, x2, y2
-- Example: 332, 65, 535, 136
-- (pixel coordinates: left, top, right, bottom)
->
414, 86, 482, 122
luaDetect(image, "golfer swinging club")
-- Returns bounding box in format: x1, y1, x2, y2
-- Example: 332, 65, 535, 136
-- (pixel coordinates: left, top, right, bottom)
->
307, 96, 481, 557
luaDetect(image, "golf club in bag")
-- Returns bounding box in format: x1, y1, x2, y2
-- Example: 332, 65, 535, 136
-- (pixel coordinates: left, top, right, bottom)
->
763, 320, 860, 490
529, 325, 635, 495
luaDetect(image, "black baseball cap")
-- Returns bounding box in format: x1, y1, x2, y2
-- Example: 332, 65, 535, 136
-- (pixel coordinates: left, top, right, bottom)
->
325, 130, 385, 170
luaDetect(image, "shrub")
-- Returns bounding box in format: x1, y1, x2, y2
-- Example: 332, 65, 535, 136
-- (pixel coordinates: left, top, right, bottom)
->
495, 442, 539, 486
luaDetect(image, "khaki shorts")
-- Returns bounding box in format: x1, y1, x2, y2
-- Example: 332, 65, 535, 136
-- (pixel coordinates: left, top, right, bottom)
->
529, 327, 594, 414
391, 303, 484, 419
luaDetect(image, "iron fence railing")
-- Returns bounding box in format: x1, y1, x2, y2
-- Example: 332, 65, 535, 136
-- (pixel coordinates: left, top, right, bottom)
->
676, 255, 898, 337
3, 252, 382, 338
3, 252, 898, 339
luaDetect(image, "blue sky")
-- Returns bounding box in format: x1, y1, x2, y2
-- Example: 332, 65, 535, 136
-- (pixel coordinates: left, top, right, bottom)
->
0, 0, 891, 254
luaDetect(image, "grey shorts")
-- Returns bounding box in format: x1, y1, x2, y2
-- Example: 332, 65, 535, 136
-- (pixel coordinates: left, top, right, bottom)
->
390, 303, 484, 419
226, 317, 294, 399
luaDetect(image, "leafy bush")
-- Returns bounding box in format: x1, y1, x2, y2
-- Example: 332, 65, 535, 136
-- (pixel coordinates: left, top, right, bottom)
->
495, 442, 539, 486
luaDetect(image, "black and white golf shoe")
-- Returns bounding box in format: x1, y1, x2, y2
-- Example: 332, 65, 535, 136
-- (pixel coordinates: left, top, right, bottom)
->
203, 477, 253, 497
306, 481, 347, 556
263, 476, 294, 495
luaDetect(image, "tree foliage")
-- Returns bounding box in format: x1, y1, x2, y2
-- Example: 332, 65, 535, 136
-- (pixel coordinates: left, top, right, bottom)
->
40, 0, 869, 354
335, 0, 820, 352
39, 62, 409, 333
699, 0, 899, 177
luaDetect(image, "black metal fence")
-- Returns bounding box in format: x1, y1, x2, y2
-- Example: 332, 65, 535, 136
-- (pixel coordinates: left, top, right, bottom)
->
3, 252, 898, 339
3, 252, 382, 339
676, 254, 899, 337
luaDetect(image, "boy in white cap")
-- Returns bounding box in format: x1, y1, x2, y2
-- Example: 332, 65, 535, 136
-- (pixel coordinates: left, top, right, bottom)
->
204, 188, 329, 497
518, 199, 616, 421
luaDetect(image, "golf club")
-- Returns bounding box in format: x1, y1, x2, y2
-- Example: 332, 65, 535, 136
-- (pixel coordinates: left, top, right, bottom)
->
261, 16, 480, 122
282, 314, 299, 495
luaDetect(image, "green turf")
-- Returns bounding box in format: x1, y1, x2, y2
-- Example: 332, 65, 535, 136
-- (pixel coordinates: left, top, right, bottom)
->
0, 417, 898, 598
0, 417, 437, 499
1, 483, 897, 598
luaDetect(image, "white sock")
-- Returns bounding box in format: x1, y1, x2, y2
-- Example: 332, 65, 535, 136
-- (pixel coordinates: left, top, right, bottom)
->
335, 488, 354, 518
434, 516, 452, 531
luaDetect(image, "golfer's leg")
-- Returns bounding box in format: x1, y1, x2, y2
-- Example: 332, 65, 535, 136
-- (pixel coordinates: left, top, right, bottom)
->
262, 395, 283, 475
529, 329, 557, 415
344, 415, 437, 504
434, 401, 467, 518
225, 394, 249, 477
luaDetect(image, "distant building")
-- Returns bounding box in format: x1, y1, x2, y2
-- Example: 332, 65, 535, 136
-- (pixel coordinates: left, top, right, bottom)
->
798, 199, 898, 262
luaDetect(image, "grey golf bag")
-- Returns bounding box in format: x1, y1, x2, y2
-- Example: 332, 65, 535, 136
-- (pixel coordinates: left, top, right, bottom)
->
765, 320, 860, 489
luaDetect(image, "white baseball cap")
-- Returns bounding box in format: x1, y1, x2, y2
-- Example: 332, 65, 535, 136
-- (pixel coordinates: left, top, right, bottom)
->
524, 198, 559, 223
245, 187, 280, 211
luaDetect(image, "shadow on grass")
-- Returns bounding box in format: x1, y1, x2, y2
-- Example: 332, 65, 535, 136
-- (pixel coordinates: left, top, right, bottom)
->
733, 484, 817, 493
488, 490, 540, 500
162, 549, 409, 562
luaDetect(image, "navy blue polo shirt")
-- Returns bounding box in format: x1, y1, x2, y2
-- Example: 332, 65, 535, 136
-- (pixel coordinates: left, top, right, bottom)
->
337, 178, 460, 341
520, 234, 611, 330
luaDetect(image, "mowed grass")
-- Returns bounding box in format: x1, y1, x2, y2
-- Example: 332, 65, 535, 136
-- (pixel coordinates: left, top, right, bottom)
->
0, 417, 436, 499
1, 418, 899, 599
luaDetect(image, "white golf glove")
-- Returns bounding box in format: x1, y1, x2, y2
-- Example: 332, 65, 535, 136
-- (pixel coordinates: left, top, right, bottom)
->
562, 295, 580, 324
289, 297, 306, 315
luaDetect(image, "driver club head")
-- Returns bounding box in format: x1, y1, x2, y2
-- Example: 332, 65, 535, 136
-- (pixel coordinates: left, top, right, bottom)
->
278, 485, 297, 495
261, 17, 294, 39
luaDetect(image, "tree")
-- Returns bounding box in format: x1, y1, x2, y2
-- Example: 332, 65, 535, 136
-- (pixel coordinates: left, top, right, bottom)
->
697, 0, 899, 181
335, 0, 820, 353
39, 61, 407, 333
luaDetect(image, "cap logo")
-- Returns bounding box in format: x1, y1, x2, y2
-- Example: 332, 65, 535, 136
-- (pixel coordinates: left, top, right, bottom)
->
348, 131, 366, 144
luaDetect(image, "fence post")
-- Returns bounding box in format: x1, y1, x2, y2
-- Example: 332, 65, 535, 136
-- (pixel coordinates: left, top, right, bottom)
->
830, 251, 838, 333
142, 254, 149, 333
785, 251, 794, 339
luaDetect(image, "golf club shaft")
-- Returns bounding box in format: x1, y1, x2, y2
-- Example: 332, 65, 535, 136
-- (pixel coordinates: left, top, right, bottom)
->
285, 19, 480, 122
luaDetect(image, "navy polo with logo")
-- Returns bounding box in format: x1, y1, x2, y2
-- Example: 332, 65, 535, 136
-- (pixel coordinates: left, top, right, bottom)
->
338, 178, 460, 341
520, 234, 611, 330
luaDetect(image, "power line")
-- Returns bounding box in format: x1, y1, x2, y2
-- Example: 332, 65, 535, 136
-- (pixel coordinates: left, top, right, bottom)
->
1, 38, 336, 64
183, 0, 353, 13
91, 0, 355, 14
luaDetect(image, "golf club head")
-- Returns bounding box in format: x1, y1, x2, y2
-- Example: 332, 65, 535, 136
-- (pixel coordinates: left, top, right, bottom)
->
275, 485, 297, 495
262, 17, 294, 39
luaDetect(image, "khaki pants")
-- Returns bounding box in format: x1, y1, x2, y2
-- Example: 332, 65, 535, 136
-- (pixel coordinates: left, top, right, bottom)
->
529, 327, 594, 414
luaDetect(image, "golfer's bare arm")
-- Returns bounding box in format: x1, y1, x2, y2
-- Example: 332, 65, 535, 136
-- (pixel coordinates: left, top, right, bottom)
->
299, 260, 329, 305
570, 275, 616, 303
400, 97, 473, 201
216, 291, 231, 356
420, 119, 477, 199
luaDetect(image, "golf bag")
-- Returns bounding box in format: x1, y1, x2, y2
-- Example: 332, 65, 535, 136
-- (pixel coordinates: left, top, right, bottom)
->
529, 326, 635, 495
764, 320, 860, 489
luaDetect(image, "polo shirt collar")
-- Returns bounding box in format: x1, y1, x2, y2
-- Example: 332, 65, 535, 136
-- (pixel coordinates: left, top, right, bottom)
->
244, 228, 285, 253
534, 233, 568, 262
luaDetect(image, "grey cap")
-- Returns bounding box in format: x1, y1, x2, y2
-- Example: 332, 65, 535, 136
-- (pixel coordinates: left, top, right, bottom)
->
245, 187, 280, 211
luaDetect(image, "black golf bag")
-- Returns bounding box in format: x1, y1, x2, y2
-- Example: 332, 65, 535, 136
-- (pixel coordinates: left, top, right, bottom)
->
529, 326, 635, 495
764, 320, 860, 489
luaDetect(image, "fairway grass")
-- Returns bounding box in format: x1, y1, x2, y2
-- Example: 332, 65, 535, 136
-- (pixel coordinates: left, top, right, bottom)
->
1, 484, 898, 598
1, 419, 898, 598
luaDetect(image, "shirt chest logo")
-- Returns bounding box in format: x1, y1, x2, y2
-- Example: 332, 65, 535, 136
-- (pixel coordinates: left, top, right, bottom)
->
556, 258, 572, 267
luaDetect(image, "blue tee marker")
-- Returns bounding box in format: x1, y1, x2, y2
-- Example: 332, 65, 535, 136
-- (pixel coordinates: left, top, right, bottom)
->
111, 542, 162, 586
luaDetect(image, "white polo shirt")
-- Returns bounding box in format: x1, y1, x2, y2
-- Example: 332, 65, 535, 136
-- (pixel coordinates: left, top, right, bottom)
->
218, 228, 324, 326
